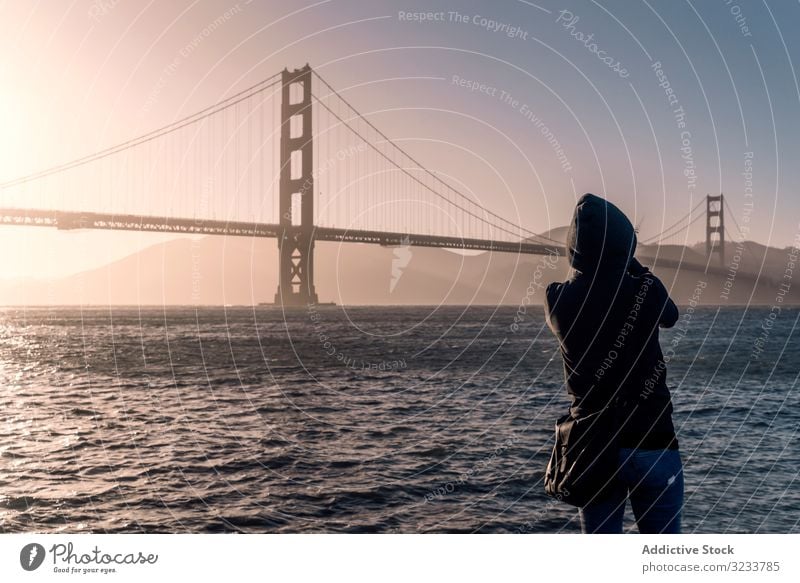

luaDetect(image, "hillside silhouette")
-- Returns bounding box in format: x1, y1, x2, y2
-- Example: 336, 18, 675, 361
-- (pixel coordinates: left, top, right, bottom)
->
0, 231, 795, 306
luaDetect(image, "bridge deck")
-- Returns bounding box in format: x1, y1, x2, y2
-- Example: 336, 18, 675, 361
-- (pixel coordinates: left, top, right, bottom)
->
0, 208, 767, 283
0, 208, 560, 255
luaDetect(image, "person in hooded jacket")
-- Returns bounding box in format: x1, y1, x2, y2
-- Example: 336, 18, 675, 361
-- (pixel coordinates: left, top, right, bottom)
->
544, 193, 683, 534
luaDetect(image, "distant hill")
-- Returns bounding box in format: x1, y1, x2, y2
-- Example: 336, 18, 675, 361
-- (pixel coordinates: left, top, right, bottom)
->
531, 225, 569, 245
639, 243, 708, 265
0, 234, 796, 305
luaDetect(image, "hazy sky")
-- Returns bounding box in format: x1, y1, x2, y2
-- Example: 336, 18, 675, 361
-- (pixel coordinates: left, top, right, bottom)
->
1, 0, 798, 278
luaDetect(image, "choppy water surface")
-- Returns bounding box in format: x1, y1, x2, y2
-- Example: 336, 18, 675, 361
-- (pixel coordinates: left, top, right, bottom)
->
0, 305, 798, 533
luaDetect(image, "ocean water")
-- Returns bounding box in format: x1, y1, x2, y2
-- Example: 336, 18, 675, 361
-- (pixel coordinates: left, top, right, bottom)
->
0, 305, 798, 533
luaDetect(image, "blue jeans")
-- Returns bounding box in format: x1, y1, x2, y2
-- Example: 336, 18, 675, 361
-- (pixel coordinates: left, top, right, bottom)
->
579, 448, 684, 534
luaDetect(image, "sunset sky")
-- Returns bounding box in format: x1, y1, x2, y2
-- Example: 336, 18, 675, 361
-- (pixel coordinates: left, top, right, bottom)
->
0, 0, 798, 279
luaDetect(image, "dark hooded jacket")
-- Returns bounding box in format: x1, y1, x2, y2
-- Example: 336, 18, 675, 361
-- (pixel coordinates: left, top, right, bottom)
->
544, 193, 679, 450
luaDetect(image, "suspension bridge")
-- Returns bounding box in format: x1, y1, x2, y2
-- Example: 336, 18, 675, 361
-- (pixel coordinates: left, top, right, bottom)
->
0, 65, 752, 305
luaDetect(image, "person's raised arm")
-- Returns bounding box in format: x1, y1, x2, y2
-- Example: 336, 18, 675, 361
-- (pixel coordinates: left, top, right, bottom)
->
628, 258, 679, 328
656, 280, 679, 328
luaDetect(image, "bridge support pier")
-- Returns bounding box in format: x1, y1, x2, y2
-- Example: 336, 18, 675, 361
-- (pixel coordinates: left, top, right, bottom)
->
274, 65, 318, 306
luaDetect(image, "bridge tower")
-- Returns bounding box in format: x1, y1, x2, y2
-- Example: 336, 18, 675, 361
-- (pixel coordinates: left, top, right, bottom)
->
706, 193, 725, 265
274, 65, 318, 306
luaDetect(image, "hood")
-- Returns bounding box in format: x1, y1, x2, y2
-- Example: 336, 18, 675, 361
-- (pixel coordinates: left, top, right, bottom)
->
567, 193, 636, 274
